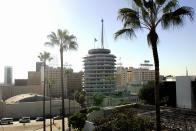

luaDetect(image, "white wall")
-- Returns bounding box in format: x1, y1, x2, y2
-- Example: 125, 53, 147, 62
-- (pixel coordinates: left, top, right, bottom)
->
176, 76, 196, 109
2, 99, 80, 119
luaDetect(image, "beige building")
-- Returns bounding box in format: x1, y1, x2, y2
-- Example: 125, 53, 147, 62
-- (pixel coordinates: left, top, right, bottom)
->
28, 71, 41, 85
131, 68, 155, 85
116, 66, 155, 89
66, 72, 83, 98
44, 67, 68, 98
44, 67, 82, 98
116, 66, 129, 89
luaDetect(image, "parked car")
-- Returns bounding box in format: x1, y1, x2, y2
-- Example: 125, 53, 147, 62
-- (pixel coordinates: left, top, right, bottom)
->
0, 118, 13, 125
35, 117, 44, 121
19, 117, 30, 123
53, 115, 62, 120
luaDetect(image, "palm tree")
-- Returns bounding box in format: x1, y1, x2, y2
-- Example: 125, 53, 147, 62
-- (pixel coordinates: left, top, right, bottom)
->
45, 29, 78, 131
115, 0, 194, 130
38, 51, 53, 131
48, 78, 55, 131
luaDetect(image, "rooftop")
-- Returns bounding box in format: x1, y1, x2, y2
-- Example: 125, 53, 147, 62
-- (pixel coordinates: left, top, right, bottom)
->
5, 93, 50, 104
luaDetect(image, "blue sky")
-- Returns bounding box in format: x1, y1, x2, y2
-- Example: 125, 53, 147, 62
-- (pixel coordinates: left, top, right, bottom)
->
0, 0, 195, 82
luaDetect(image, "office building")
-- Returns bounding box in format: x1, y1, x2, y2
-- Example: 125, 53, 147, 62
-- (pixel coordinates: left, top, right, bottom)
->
116, 66, 128, 89
131, 68, 155, 85
4, 66, 13, 85
44, 67, 83, 98
66, 71, 83, 98
36, 62, 43, 72
43, 67, 67, 98
14, 79, 28, 86
84, 48, 116, 96
27, 71, 41, 85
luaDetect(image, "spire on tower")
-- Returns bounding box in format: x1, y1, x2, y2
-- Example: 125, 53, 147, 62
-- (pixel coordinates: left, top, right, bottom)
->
101, 19, 104, 49
186, 67, 189, 76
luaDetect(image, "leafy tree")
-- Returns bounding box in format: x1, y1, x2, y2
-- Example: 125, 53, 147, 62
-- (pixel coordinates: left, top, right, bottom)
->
38, 51, 53, 131
45, 29, 78, 131
139, 81, 176, 107
68, 112, 87, 131
115, 0, 194, 130
75, 89, 86, 108
93, 93, 105, 106
139, 81, 155, 105
94, 107, 154, 131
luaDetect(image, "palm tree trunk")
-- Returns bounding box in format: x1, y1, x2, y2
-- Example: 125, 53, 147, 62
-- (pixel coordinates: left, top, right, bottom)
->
43, 62, 46, 131
49, 84, 52, 131
60, 48, 65, 131
152, 43, 161, 131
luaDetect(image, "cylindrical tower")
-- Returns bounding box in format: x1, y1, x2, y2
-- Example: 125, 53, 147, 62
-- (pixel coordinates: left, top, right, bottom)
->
83, 48, 116, 96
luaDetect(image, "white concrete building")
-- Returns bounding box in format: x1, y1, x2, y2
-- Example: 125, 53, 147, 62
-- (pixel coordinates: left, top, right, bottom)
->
176, 76, 196, 109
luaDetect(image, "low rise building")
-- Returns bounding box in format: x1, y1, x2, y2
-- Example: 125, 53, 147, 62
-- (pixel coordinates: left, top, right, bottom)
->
14, 79, 28, 86
0, 93, 80, 119
28, 71, 41, 85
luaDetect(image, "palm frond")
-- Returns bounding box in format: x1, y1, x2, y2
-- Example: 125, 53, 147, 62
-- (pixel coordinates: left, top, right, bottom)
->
118, 8, 138, 22
57, 29, 63, 39
133, 0, 143, 7
68, 41, 78, 50
161, 6, 194, 29
47, 32, 59, 45
45, 42, 54, 47
173, 6, 194, 20
163, 0, 179, 13
155, 0, 166, 5
114, 28, 136, 40
61, 33, 78, 51
62, 30, 68, 36
141, 6, 151, 27
38, 51, 53, 62
118, 8, 141, 29
69, 35, 77, 41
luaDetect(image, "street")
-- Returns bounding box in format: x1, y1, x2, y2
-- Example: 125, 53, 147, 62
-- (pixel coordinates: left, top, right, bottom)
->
0, 118, 69, 131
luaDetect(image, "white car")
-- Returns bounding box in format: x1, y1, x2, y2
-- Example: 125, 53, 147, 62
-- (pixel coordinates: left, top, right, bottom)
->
0, 118, 13, 125
19, 117, 31, 123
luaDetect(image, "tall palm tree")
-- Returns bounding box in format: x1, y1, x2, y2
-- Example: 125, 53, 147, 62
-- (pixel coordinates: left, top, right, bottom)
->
115, 0, 194, 130
38, 51, 53, 131
45, 29, 78, 131
48, 78, 55, 131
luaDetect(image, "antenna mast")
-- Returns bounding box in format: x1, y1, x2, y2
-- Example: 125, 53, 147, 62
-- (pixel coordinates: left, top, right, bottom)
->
101, 19, 104, 49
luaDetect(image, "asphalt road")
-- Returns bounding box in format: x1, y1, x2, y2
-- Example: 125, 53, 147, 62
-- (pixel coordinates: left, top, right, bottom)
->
0, 118, 69, 131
